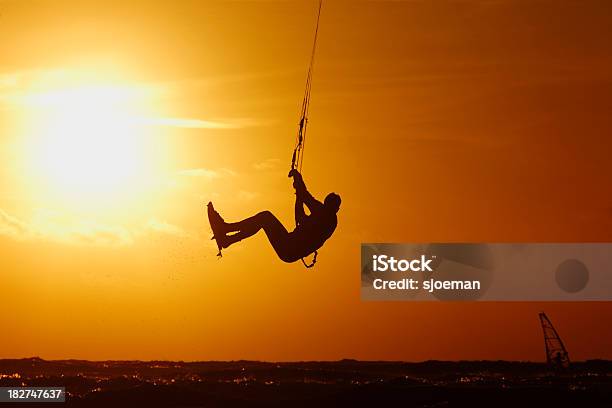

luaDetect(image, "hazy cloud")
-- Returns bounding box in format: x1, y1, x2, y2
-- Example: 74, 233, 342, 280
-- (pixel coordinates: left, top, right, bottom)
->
237, 190, 258, 202
144, 218, 190, 238
0, 209, 133, 246
0, 209, 196, 246
0, 68, 264, 130
141, 117, 259, 130
176, 168, 237, 179
253, 158, 281, 171
62, 222, 134, 246
0, 209, 31, 240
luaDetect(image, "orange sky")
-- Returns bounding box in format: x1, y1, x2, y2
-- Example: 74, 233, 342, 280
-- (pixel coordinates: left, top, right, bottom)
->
1, 0, 612, 362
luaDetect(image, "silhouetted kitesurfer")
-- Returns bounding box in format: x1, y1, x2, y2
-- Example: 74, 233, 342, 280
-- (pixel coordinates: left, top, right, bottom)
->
207, 169, 340, 263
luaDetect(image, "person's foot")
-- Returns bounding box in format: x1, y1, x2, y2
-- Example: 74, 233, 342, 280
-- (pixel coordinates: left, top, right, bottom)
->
207, 202, 231, 233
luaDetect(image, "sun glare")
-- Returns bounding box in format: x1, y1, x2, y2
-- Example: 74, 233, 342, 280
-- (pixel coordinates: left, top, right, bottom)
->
23, 82, 153, 208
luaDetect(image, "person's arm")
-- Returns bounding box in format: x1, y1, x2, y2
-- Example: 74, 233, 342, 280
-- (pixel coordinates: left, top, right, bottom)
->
289, 169, 324, 213
294, 194, 307, 226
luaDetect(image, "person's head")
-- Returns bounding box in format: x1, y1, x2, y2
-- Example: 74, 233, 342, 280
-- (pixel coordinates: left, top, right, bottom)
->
324, 192, 341, 213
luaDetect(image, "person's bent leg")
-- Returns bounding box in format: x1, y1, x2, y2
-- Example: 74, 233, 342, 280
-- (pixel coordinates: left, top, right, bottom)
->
257, 212, 295, 262
225, 212, 268, 237
224, 211, 286, 246
223, 211, 297, 262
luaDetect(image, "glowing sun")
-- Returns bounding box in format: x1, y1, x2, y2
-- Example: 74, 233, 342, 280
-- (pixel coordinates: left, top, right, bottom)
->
26, 84, 150, 203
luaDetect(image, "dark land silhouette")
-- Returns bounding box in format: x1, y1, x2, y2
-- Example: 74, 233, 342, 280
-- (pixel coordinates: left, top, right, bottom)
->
1, 358, 611, 407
